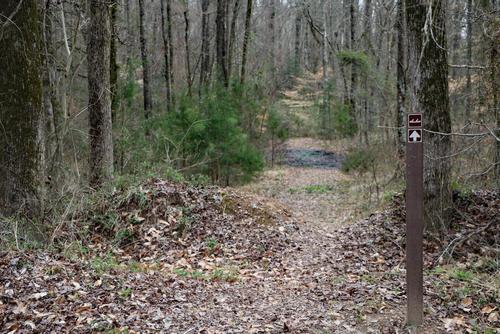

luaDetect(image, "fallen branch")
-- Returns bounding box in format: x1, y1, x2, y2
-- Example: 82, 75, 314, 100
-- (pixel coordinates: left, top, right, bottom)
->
436, 219, 498, 264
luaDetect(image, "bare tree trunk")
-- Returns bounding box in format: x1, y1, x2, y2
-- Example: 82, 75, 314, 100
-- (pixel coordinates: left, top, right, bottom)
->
240, 0, 253, 84
200, 0, 211, 89
269, 0, 276, 91
294, 6, 302, 71
110, 0, 118, 121
349, 0, 357, 129
87, 0, 114, 188
227, 0, 240, 80
465, 0, 473, 120
216, 0, 229, 86
405, 0, 452, 231
492, 22, 500, 184
321, 1, 329, 133
0, 0, 44, 216
396, 0, 406, 159
184, 2, 193, 96
138, 0, 153, 119
361, 0, 372, 145
161, 0, 173, 107
42, 0, 63, 183
166, 0, 174, 91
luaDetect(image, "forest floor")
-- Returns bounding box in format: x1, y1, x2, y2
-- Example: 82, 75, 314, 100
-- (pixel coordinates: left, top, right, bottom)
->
1, 138, 498, 333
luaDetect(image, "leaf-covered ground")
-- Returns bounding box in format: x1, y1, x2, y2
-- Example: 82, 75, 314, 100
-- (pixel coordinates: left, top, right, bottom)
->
1, 176, 498, 333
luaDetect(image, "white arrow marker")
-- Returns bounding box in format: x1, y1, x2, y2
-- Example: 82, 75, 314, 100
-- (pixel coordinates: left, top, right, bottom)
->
409, 130, 421, 142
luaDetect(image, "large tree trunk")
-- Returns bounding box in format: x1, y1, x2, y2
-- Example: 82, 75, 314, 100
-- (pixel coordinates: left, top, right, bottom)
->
405, 0, 452, 231
138, 0, 153, 119
396, 0, 406, 159
200, 0, 211, 89
0, 0, 44, 216
88, 0, 114, 188
240, 0, 253, 84
161, 0, 173, 107
216, 0, 229, 86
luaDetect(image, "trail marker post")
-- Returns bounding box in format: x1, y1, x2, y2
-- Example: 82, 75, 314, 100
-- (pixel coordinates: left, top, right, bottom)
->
406, 113, 423, 327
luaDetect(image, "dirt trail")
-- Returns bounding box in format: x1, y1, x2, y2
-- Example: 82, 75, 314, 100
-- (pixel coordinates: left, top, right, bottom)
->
242, 138, 359, 227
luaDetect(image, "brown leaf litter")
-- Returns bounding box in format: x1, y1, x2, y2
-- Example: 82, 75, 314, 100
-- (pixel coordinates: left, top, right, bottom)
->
0, 180, 498, 333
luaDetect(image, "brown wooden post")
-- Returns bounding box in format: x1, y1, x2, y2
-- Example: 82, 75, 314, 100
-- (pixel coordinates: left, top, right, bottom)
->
406, 113, 423, 327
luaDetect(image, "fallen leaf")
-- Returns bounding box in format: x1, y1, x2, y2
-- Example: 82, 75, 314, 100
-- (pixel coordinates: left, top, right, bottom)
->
481, 305, 496, 314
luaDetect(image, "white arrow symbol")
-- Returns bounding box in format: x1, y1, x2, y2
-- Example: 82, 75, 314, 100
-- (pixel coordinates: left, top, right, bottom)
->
409, 130, 421, 142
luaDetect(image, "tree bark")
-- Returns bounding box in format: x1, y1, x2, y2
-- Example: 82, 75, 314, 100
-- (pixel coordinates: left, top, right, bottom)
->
240, 0, 253, 84
465, 0, 473, 120
361, 0, 372, 145
269, 0, 276, 91
396, 0, 406, 159
184, 2, 192, 96
491, 19, 500, 184
321, 1, 329, 133
139, 0, 153, 119
405, 0, 452, 231
216, 0, 229, 86
110, 0, 119, 121
0, 0, 44, 216
349, 0, 357, 128
87, 0, 114, 188
200, 0, 211, 89
161, 0, 173, 107
166, 0, 174, 90
42, 0, 63, 182
227, 0, 240, 80
294, 6, 302, 71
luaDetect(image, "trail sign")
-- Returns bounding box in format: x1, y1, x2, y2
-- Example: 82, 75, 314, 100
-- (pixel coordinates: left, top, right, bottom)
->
406, 113, 423, 327
408, 129, 422, 143
408, 114, 422, 127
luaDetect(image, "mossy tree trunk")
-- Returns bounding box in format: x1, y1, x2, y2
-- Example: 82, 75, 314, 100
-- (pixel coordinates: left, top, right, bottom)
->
0, 0, 44, 217
87, 0, 114, 188
405, 0, 452, 231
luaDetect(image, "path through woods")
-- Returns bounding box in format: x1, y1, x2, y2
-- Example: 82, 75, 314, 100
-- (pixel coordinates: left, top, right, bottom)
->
242, 137, 352, 227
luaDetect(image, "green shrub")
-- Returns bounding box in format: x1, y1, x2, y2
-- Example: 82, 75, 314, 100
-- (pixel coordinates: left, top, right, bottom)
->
332, 103, 357, 138
337, 50, 371, 76
155, 85, 264, 185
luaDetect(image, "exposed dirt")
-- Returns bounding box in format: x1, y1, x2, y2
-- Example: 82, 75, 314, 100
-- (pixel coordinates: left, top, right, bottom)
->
242, 138, 356, 226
